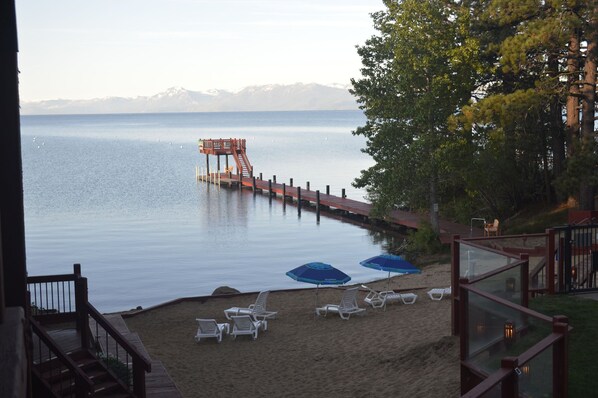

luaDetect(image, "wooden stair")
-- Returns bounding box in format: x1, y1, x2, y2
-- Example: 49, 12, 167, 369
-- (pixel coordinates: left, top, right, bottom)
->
34, 348, 133, 397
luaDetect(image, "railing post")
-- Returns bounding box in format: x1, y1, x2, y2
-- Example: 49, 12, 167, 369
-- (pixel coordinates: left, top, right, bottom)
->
282, 183, 286, 200
297, 187, 302, 215
75, 277, 90, 349
73, 263, 81, 276
273, 175, 276, 184
289, 178, 293, 187
553, 316, 569, 398
500, 357, 519, 398
326, 185, 330, 195
268, 179, 272, 197
342, 188, 346, 198
133, 357, 147, 398
259, 172, 263, 180
306, 181, 310, 191
520, 254, 529, 307
252, 176, 256, 191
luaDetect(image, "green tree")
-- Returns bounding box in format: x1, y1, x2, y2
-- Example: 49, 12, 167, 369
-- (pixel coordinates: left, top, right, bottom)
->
351, 0, 478, 231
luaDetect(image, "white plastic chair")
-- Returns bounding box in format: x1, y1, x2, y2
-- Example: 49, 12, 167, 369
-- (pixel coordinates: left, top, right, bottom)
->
224, 291, 278, 320
194, 319, 229, 343
316, 287, 366, 320
427, 287, 452, 301
230, 315, 267, 340
361, 285, 417, 308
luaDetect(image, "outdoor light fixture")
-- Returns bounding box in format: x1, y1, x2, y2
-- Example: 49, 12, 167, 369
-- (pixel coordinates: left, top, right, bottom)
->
504, 320, 515, 342
475, 320, 486, 335
505, 277, 516, 292
521, 364, 530, 376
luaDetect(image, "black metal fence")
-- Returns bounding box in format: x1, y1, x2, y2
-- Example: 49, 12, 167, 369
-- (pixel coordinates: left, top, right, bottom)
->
553, 224, 598, 293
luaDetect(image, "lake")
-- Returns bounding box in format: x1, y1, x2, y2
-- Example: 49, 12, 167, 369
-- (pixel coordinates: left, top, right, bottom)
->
20, 110, 399, 312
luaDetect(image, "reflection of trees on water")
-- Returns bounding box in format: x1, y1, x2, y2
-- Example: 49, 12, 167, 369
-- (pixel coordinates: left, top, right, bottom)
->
366, 229, 408, 253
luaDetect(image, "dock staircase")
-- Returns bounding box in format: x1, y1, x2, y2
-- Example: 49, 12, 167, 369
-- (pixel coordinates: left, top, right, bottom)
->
234, 150, 252, 178
198, 138, 252, 177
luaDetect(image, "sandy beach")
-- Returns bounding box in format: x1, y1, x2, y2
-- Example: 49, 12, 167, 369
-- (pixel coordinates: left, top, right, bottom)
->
124, 263, 460, 398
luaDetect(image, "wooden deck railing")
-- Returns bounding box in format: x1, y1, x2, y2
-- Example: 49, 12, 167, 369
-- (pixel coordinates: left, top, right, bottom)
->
27, 264, 152, 397
86, 302, 151, 396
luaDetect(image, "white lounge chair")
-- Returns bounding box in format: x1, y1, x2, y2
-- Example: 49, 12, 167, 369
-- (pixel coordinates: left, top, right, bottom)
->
316, 287, 366, 320
427, 287, 452, 301
224, 291, 278, 321
194, 319, 229, 343
361, 285, 417, 308
230, 315, 267, 340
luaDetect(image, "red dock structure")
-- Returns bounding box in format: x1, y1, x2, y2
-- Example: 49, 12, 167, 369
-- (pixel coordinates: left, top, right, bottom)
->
197, 138, 478, 242
198, 138, 253, 177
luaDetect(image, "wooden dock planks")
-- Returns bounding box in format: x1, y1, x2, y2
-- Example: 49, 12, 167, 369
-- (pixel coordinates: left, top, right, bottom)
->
200, 173, 479, 243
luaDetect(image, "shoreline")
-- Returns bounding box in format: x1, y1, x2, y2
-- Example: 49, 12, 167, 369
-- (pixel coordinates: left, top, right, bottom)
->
123, 263, 459, 397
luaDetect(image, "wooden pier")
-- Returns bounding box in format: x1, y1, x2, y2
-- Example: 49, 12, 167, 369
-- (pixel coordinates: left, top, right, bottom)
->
197, 138, 479, 243
197, 170, 477, 243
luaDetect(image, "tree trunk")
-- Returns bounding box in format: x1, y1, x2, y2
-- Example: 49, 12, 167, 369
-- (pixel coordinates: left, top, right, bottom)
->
566, 31, 580, 156
548, 54, 565, 202
579, 9, 597, 211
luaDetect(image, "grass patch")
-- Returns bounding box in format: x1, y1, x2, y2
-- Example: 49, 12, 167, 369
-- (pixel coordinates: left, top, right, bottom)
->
529, 294, 598, 397
503, 202, 570, 234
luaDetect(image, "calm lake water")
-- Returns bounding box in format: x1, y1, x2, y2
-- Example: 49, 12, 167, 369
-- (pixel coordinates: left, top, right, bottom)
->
20, 110, 398, 312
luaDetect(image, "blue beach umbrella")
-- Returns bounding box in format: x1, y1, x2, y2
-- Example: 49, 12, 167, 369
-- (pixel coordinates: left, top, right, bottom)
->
286, 262, 351, 307
360, 254, 421, 301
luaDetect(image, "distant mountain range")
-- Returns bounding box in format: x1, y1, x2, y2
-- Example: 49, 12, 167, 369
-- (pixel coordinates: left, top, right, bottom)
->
20, 83, 359, 115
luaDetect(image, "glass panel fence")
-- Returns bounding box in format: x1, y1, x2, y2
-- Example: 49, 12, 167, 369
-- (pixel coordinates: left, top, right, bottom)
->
519, 346, 553, 398
472, 265, 524, 305
466, 291, 552, 375
460, 243, 515, 279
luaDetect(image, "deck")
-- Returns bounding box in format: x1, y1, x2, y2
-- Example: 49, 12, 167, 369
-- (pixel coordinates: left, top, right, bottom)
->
198, 172, 479, 243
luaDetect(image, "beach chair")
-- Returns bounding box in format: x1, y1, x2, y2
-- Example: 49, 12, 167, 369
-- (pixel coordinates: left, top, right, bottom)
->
230, 315, 267, 340
194, 319, 229, 343
316, 287, 366, 320
484, 219, 500, 236
427, 287, 452, 301
224, 290, 278, 321
361, 285, 417, 308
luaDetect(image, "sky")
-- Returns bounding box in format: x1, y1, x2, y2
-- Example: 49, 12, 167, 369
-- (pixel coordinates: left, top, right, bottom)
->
16, 0, 384, 101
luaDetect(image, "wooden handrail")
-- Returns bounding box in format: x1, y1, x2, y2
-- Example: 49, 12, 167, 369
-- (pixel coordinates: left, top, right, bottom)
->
86, 303, 151, 371
27, 274, 79, 283
29, 317, 94, 394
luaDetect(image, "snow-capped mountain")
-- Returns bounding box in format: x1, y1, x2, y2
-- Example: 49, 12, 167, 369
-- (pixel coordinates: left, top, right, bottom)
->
20, 83, 358, 115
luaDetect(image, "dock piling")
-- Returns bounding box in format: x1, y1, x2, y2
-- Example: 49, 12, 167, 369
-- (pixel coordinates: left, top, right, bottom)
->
273, 175, 276, 183
252, 176, 256, 191
306, 181, 310, 191
342, 188, 346, 198
326, 185, 330, 195
282, 183, 286, 201
268, 179, 272, 197
316, 190, 321, 221
290, 178, 293, 187
297, 186, 302, 214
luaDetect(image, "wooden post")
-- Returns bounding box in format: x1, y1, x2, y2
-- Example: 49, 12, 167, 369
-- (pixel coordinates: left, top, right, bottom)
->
217, 155, 220, 172
225, 155, 229, 171
458, 278, 468, 359
342, 188, 346, 198
326, 185, 330, 195
205, 154, 210, 176
133, 356, 147, 398
252, 176, 256, 191
0, 0, 28, 310
520, 254, 529, 307
273, 175, 276, 183
306, 181, 310, 191
290, 178, 293, 187
500, 357, 519, 398
76, 277, 90, 350
282, 183, 286, 200
259, 172, 263, 180
316, 190, 321, 221
268, 179, 272, 197
297, 187, 302, 214
553, 316, 569, 398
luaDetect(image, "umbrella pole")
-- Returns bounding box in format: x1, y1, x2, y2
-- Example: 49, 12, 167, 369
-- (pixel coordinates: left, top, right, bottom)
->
314, 284, 320, 317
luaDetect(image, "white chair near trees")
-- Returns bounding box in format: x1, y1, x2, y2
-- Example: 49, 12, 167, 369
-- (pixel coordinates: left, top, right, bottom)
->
315, 287, 366, 320
361, 284, 418, 308
224, 290, 278, 321
230, 315, 267, 340
194, 319, 229, 343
